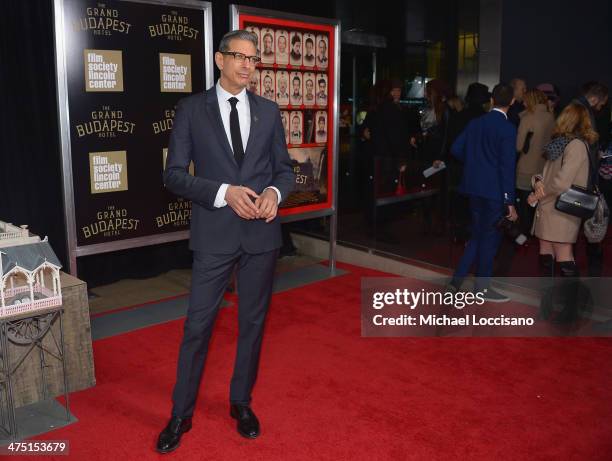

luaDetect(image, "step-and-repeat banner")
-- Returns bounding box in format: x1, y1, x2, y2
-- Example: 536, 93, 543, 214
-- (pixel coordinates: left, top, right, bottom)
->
54, 0, 213, 269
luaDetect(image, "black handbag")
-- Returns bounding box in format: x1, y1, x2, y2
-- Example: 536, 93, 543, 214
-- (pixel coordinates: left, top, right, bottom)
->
521, 131, 533, 154
554, 141, 600, 219
555, 185, 599, 218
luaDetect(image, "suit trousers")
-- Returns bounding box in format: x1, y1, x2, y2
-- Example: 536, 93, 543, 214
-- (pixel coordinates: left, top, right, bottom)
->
453, 196, 504, 289
171, 247, 279, 418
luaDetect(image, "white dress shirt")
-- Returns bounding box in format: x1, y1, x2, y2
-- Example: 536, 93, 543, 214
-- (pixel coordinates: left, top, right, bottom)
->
492, 107, 508, 119
213, 80, 281, 207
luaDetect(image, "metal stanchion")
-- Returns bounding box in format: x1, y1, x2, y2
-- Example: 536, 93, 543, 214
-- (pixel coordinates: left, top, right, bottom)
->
58, 309, 71, 422
0, 320, 17, 440
0, 307, 71, 441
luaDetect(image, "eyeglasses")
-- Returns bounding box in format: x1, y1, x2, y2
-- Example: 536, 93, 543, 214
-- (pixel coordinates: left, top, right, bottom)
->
221, 51, 261, 65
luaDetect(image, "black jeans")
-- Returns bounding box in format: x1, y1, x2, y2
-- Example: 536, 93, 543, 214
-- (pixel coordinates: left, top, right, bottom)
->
515, 188, 535, 236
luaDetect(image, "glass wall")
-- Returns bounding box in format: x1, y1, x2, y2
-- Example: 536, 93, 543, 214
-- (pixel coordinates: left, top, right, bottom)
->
289, 0, 553, 278
291, 0, 475, 268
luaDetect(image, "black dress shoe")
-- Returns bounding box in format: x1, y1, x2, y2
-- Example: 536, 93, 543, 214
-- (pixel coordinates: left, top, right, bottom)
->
156, 416, 192, 454
230, 404, 260, 439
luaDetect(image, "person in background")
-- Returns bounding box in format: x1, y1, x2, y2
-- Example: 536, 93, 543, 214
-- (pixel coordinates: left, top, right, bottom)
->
447, 83, 491, 242
448, 83, 518, 302
449, 83, 490, 141
423, 79, 453, 168
374, 80, 413, 194
359, 91, 378, 231
574, 81, 609, 276
575, 82, 608, 152
422, 79, 453, 234
601, 142, 612, 218
527, 103, 598, 278
592, 89, 610, 152
515, 89, 556, 240
507, 78, 527, 127
447, 95, 464, 113
596, 95, 611, 231
537, 83, 561, 114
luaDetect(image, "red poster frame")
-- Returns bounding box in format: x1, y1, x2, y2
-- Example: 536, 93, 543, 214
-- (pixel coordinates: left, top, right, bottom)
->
236, 13, 337, 218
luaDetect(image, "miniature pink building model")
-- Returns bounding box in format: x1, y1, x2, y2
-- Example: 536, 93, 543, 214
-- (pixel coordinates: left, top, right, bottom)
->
0, 221, 63, 318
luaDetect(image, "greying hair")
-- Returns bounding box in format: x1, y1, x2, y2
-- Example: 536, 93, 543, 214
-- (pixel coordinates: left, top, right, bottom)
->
218, 30, 258, 53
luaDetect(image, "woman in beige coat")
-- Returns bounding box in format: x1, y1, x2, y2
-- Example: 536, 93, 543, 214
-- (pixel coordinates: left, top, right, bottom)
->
528, 102, 599, 276
515, 90, 555, 234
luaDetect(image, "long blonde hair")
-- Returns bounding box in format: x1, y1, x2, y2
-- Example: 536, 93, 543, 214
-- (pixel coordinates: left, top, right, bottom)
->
523, 89, 548, 113
552, 102, 599, 145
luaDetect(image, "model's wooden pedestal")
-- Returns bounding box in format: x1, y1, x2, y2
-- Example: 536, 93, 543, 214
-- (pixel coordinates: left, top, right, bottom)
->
10, 272, 95, 408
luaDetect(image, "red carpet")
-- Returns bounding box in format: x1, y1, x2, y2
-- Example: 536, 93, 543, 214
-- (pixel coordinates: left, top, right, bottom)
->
33, 263, 612, 460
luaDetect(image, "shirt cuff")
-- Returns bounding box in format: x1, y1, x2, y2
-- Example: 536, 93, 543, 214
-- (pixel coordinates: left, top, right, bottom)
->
264, 186, 282, 204
214, 183, 229, 208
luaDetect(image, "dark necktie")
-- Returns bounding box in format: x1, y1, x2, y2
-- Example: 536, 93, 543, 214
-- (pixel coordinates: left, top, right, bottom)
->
228, 97, 244, 167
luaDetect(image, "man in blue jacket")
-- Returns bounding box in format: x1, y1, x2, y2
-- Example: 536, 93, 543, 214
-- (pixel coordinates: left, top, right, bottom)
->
449, 83, 517, 302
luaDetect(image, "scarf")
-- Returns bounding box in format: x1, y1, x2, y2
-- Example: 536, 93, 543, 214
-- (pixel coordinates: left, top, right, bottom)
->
543, 135, 574, 161
545, 135, 598, 189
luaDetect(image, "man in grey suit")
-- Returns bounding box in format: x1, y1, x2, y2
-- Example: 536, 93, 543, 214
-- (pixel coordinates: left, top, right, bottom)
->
157, 30, 295, 454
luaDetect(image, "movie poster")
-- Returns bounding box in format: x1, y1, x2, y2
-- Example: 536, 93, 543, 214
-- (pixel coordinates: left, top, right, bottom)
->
234, 7, 337, 217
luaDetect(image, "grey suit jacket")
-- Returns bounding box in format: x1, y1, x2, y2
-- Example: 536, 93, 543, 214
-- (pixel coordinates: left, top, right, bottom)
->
163, 87, 295, 254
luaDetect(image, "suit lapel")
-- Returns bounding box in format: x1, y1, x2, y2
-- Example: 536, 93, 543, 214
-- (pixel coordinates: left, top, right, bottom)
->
203, 88, 238, 167
245, 91, 261, 158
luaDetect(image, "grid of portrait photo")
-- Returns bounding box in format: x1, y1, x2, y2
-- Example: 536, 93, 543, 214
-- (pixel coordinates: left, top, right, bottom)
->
245, 24, 330, 147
